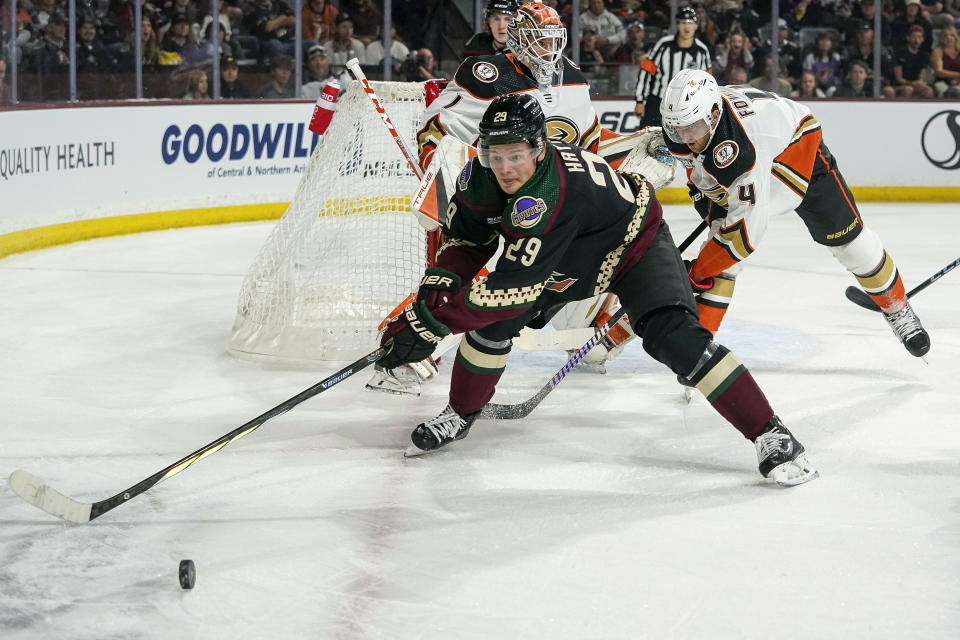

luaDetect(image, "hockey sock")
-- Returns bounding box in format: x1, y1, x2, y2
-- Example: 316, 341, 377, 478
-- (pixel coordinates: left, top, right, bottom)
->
449, 331, 511, 415
695, 273, 736, 333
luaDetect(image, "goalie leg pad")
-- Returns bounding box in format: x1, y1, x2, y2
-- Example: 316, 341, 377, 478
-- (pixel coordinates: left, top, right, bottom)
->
365, 359, 439, 396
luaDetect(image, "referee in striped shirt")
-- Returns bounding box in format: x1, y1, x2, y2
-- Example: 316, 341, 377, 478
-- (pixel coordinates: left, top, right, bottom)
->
634, 6, 712, 128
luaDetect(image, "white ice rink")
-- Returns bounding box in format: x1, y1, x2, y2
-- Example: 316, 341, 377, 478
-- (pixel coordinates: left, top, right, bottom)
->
1, 204, 958, 639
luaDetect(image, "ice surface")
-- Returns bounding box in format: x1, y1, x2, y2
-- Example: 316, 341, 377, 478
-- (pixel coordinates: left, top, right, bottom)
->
1, 204, 958, 639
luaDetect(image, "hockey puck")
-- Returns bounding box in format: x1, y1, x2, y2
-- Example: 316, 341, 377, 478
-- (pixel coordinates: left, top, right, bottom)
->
178, 559, 196, 590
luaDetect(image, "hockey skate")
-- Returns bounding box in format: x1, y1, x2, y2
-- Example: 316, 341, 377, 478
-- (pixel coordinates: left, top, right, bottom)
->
404, 404, 478, 457
755, 416, 819, 487
882, 303, 930, 357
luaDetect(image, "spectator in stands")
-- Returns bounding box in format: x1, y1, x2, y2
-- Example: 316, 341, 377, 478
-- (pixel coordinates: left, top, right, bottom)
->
0, 59, 9, 103
199, 1, 233, 40
301, 44, 336, 98
833, 58, 874, 97
579, 27, 606, 70
793, 70, 827, 97
128, 16, 160, 67
302, 0, 338, 43
892, 0, 933, 52
802, 30, 842, 91
365, 26, 410, 72
75, 17, 114, 73
892, 24, 935, 96
931, 25, 960, 97
219, 56, 249, 98
463, 0, 516, 58
580, 0, 626, 60
9, 1, 34, 49
31, 0, 59, 30
748, 54, 793, 96
755, 18, 802, 87
245, 0, 298, 61
727, 64, 749, 84
258, 54, 295, 98
183, 68, 210, 99
345, 0, 382, 41
199, 20, 240, 64
694, 4, 717, 50
852, 0, 892, 44
159, 15, 193, 65
612, 21, 645, 63
36, 12, 70, 73
322, 13, 366, 67
843, 21, 894, 91
164, 0, 198, 28
401, 48, 442, 81
714, 28, 754, 84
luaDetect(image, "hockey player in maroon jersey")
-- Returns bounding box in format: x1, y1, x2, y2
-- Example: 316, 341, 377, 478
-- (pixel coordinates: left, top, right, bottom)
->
366, 1, 676, 396
378, 93, 818, 487
660, 69, 929, 357
462, 0, 518, 58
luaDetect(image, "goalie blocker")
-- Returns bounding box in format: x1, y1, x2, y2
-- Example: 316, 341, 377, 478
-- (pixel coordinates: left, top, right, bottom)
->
383, 94, 818, 486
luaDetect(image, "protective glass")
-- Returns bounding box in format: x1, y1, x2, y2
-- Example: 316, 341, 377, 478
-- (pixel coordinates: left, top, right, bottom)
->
663, 119, 711, 145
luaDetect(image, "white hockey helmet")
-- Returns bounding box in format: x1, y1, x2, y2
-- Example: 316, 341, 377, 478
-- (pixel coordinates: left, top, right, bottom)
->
660, 69, 722, 147
507, 2, 567, 89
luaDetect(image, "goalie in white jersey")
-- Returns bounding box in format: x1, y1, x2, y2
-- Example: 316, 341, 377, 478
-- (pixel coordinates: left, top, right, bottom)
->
366, 1, 677, 395
660, 69, 929, 357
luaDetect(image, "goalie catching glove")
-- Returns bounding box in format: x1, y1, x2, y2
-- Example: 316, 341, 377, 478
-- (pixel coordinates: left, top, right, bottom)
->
378, 268, 460, 370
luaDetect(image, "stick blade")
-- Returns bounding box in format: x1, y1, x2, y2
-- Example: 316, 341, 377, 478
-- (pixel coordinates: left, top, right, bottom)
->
9, 470, 93, 524
844, 286, 881, 312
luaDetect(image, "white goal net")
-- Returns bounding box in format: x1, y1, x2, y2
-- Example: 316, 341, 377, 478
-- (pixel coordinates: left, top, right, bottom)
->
228, 80, 430, 363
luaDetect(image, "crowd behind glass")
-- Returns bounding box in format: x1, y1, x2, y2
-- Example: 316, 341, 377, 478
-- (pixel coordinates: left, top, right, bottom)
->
1, 0, 958, 103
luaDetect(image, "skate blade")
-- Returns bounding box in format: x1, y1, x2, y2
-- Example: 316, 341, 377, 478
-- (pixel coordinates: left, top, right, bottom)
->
403, 444, 435, 458
768, 454, 820, 487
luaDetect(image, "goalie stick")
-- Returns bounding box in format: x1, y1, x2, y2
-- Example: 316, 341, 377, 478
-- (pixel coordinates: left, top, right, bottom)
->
844, 255, 960, 312
478, 220, 707, 419
8, 346, 388, 524
346, 58, 423, 182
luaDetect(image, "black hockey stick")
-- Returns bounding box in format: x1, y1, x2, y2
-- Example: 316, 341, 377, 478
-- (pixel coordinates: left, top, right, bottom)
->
844, 255, 960, 312
480, 307, 628, 420
677, 219, 709, 253
9, 346, 388, 524
479, 221, 707, 421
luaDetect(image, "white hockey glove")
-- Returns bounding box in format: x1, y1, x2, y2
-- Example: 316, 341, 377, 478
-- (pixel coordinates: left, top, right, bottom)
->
618, 127, 677, 192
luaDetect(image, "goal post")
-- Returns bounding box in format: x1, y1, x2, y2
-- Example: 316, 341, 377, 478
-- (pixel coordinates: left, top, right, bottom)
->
228, 80, 432, 363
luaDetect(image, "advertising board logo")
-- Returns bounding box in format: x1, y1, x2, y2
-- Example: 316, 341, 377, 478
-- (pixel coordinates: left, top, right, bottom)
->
920, 110, 960, 170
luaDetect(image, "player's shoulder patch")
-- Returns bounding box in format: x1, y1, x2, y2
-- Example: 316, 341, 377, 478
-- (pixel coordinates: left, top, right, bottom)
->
471, 60, 499, 83
457, 160, 473, 190
455, 54, 525, 98
510, 195, 549, 229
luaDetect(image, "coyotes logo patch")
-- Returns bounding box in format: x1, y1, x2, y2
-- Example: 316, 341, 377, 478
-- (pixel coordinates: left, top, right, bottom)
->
510, 196, 548, 228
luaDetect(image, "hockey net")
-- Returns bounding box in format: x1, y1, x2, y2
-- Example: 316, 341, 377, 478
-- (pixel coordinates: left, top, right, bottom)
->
228, 80, 431, 363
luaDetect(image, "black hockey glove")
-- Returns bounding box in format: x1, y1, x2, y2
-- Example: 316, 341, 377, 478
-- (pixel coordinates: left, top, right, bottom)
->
379, 300, 451, 370
688, 183, 723, 222
378, 268, 459, 370
415, 267, 462, 309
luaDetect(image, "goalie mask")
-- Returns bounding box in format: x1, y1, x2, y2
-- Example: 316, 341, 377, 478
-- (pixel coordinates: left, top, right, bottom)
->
507, 2, 567, 89
660, 69, 722, 148
478, 93, 546, 168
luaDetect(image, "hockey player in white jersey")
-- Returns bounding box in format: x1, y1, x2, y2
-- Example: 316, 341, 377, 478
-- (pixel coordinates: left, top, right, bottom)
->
660, 69, 929, 357
365, 1, 677, 395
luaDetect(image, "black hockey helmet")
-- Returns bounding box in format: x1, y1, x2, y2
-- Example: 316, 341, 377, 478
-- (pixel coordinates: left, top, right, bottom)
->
677, 6, 698, 23
485, 0, 518, 20
478, 93, 546, 167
